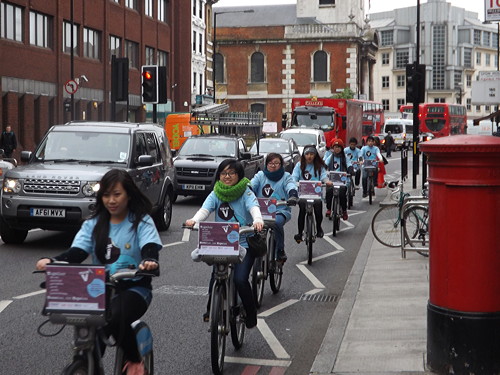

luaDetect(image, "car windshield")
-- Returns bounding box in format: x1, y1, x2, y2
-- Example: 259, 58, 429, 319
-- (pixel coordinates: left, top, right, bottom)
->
292, 114, 334, 131
178, 138, 236, 157
281, 133, 317, 146
250, 141, 288, 153
35, 131, 130, 163
385, 124, 404, 134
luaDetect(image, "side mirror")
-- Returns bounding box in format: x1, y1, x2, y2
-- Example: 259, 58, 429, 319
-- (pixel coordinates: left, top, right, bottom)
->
21, 151, 32, 162
136, 154, 154, 167
319, 142, 326, 148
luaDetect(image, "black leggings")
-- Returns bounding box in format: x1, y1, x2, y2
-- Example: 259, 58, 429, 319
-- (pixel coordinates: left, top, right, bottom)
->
104, 290, 148, 363
297, 199, 323, 234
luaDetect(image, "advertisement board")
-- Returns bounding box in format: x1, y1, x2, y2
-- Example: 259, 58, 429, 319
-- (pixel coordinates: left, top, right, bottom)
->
485, 0, 500, 22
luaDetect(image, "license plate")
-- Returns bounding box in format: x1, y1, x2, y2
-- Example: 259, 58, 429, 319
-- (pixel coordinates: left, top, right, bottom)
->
183, 184, 205, 191
30, 208, 66, 217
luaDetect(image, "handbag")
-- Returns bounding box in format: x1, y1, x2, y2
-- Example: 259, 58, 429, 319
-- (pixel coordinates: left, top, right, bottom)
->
246, 232, 267, 258
382, 155, 389, 165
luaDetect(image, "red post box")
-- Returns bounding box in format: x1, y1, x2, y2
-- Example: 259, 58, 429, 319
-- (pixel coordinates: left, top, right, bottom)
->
420, 135, 500, 374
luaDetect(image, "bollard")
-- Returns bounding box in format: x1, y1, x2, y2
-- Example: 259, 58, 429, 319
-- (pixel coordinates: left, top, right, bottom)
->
420, 135, 500, 374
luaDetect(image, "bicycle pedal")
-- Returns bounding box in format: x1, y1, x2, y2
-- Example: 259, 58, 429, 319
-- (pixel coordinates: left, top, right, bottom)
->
257, 271, 264, 280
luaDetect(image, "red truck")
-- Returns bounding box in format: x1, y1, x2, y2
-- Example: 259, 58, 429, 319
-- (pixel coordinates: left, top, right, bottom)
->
290, 97, 364, 146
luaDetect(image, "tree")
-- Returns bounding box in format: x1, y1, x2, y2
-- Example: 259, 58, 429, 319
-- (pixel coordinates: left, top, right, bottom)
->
333, 87, 355, 99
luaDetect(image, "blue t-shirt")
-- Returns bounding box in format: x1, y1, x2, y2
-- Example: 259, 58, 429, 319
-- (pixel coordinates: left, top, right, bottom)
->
360, 145, 381, 161
250, 170, 296, 221
201, 186, 259, 248
344, 146, 361, 167
292, 161, 328, 182
324, 154, 343, 171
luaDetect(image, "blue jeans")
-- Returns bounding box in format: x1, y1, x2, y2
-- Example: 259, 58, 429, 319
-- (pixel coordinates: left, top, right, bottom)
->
362, 168, 378, 195
273, 213, 289, 254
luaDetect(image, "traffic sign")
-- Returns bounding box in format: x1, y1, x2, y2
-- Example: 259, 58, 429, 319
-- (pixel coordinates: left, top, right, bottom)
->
64, 80, 79, 95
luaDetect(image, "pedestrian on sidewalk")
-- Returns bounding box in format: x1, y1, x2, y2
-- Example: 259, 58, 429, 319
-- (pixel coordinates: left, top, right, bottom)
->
0, 125, 17, 158
384, 131, 394, 157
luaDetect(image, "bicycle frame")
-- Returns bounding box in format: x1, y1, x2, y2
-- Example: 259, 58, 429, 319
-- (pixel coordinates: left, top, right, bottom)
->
210, 263, 236, 335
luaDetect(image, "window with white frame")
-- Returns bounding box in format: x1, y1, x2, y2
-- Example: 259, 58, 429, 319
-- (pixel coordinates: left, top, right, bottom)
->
397, 75, 405, 87
466, 74, 472, 87
199, 0, 203, 18
395, 50, 409, 69
125, 40, 139, 68
486, 105, 490, 111
432, 24, 445, 90
125, 0, 137, 10
251, 52, 265, 83
157, 50, 168, 67
158, 0, 168, 22
483, 31, 490, 46
466, 98, 471, 111
145, 46, 155, 65
380, 30, 393, 46
1, 2, 23, 42
198, 32, 203, 54
30, 10, 52, 48
382, 52, 389, 65
397, 98, 405, 109
313, 50, 328, 82
83, 27, 100, 60
475, 105, 481, 111
486, 53, 491, 66
382, 99, 389, 111
476, 52, 481, 65
145, 0, 153, 17
382, 76, 389, 88
319, 0, 335, 4
474, 30, 481, 45
464, 48, 472, 68
110, 35, 121, 58
63, 21, 78, 55
192, 31, 196, 53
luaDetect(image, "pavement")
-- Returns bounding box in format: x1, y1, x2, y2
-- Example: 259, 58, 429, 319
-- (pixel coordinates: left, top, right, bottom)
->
310, 182, 431, 375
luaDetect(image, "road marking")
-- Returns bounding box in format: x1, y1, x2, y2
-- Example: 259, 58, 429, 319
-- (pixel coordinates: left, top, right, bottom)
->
258, 299, 299, 318
154, 285, 208, 296
182, 228, 191, 242
0, 300, 13, 313
347, 210, 366, 217
322, 236, 345, 251
296, 264, 325, 289
304, 288, 323, 295
163, 241, 184, 248
241, 365, 260, 375
225, 357, 291, 367
257, 318, 290, 359
13, 290, 45, 299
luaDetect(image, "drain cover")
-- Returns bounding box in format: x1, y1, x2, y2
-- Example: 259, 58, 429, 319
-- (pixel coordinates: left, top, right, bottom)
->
299, 293, 337, 303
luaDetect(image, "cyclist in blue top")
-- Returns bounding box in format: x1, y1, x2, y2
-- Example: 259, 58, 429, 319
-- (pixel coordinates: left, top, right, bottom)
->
185, 159, 264, 329
344, 137, 361, 187
291, 145, 332, 241
324, 138, 349, 220
360, 135, 383, 198
251, 152, 298, 261
36, 169, 162, 375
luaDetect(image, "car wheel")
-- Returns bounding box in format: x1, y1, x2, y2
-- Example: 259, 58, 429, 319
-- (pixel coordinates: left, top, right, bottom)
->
0, 218, 28, 244
172, 192, 178, 204
155, 191, 172, 231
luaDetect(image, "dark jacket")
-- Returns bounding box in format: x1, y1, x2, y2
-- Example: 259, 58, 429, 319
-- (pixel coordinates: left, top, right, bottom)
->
384, 134, 394, 148
0, 131, 17, 153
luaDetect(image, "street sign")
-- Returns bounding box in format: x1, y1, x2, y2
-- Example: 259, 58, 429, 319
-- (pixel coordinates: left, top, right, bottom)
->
485, 0, 500, 22
64, 79, 79, 95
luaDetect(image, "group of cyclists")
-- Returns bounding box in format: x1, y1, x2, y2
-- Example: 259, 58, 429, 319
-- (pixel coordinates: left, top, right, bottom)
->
34, 135, 384, 375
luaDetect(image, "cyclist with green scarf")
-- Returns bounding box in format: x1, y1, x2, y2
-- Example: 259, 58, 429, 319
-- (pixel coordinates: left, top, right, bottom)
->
185, 159, 264, 328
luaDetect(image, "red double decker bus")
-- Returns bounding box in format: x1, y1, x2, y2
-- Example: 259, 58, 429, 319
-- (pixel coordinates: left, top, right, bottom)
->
420, 103, 467, 138
353, 99, 385, 137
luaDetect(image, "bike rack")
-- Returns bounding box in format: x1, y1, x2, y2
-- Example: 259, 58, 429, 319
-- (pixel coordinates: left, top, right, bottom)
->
400, 196, 429, 258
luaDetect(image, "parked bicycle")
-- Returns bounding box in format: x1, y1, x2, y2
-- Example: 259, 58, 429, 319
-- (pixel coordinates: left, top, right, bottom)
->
188, 224, 255, 375
371, 180, 429, 257
36, 263, 158, 375
251, 200, 289, 308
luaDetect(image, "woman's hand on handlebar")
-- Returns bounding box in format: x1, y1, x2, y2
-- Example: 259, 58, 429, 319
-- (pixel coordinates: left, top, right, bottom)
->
139, 260, 159, 271
184, 219, 196, 228
253, 221, 264, 232
36, 258, 52, 271
325, 180, 333, 187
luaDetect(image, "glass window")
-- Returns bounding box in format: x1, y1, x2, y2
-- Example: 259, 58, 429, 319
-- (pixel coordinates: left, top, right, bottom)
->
313, 51, 328, 82
474, 30, 481, 45
251, 103, 265, 117
397, 98, 405, 109
214, 53, 224, 83
145, 46, 155, 65
30, 11, 52, 48
397, 75, 405, 87
381, 52, 389, 65
145, 0, 153, 17
319, 0, 335, 4
486, 53, 491, 66
466, 74, 472, 87
83, 27, 100, 60
125, 40, 139, 68
476, 52, 481, 65
158, 0, 168, 22
199, 0, 203, 18
199, 32, 203, 54
432, 24, 445, 90
125, 0, 137, 10
382, 76, 389, 88
483, 31, 490, 46
1, 2, 23, 42
380, 30, 393, 46
395, 50, 409, 69
464, 48, 472, 68
145, 132, 159, 163
192, 31, 196, 53
493, 32, 499, 50
110, 35, 121, 58
63, 21, 78, 55
251, 52, 265, 83
157, 50, 168, 67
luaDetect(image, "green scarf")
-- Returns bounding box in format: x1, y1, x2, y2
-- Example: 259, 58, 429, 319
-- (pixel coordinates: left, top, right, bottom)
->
214, 177, 250, 202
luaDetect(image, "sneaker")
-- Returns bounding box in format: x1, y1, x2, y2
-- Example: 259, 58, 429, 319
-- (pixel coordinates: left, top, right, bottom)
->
203, 311, 210, 322
362, 193, 367, 198
245, 311, 257, 329
294, 233, 303, 243
123, 360, 145, 375
325, 209, 331, 218
342, 211, 348, 220
277, 250, 287, 262
316, 228, 324, 238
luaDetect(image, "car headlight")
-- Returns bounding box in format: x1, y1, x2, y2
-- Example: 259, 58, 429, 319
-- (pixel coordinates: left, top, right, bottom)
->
3, 178, 21, 194
82, 181, 100, 197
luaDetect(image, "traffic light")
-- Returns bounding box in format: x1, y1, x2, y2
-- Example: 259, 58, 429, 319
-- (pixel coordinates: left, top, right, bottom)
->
406, 63, 426, 103
141, 65, 158, 104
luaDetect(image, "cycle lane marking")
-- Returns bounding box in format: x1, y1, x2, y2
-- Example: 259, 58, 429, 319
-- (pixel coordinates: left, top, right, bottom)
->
257, 318, 290, 359
0, 300, 13, 313
225, 357, 291, 367
258, 299, 299, 318
13, 289, 46, 299
296, 264, 325, 289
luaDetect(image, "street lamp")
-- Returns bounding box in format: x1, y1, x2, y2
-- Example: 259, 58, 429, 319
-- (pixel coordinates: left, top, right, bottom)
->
213, 9, 254, 104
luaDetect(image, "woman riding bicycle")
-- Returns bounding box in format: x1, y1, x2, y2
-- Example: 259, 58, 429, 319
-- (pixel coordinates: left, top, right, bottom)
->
184, 159, 264, 329
250, 152, 299, 262
360, 135, 383, 198
36, 169, 162, 375
324, 138, 349, 220
291, 145, 332, 241
344, 137, 361, 187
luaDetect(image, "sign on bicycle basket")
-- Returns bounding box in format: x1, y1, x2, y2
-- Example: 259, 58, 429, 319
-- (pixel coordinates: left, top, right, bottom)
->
258, 198, 277, 220
329, 171, 347, 186
363, 159, 378, 169
198, 221, 240, 256
44, 264, 106, 314
299, 180, 322, 199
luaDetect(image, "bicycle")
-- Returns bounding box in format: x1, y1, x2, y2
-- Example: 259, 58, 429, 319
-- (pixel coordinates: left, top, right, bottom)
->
251, 200, 289, 308
36, 263, 158, 375
327, 171, 348, 237
371, 180, 429, 257
363, 159, 378, 205
346, 162, 359, 209
188, 224, 255, 375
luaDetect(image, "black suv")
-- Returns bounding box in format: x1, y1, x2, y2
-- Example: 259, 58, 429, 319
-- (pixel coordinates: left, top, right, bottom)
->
1, 121, 176, 244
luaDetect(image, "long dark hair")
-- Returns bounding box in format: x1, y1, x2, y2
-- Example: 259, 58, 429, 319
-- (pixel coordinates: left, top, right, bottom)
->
92, 169, 153, 263
300, 145, 326, 178
215, 159, 245, 181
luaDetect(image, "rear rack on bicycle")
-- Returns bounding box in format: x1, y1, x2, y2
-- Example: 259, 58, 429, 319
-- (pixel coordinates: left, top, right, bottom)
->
401, 196, 429, 259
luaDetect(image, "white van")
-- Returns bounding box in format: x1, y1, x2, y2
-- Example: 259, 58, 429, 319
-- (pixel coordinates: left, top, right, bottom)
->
383, 119, 414, 149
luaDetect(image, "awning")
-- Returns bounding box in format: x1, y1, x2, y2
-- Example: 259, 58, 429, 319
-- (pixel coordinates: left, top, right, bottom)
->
473, 110, 500, 125
191, 103, 229, 115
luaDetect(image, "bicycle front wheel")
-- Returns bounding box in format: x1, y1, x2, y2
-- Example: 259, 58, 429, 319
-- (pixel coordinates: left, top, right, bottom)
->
368, 176, 374, 205
230, 283, 245, 350
62, 357, 88, 375
211, 284, 226, 375
403, 206, 429, 257
332, 196, 338, 237
268, 232, 282, 293
306, 215, 313, 265
251, 256, 265, 308
371, 205, 401, 247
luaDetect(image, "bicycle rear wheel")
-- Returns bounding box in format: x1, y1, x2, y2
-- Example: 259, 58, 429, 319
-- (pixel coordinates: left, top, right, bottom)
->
347, 182, 354, 209
62, 357, 88, 375
211, 285, 226, 375
368, 176, 374, 205
403, 206, 429, 257
306, 215, 313, 265
269, 232, 282, 294
332, 196, 338, 237
251, 256, 265, 308
230, 283, 245, 350
371, 205, 401, 247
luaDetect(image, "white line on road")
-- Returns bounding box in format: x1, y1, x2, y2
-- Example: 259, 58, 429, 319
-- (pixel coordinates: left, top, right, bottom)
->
162, 241, 184, 248
258, 299, 299, 318
322, 236, 345, 251
304, 288, 323, 295
0, 300, 13, 313
13, 290, 46, 299
257, 318, 290, 359
296, 264, 325, 289
225, 356, 291, 367
182, 228, 191, 242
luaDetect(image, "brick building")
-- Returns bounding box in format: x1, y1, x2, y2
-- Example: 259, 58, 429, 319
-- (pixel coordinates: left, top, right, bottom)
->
213, 0, 378, 130
0, 0, 194, 157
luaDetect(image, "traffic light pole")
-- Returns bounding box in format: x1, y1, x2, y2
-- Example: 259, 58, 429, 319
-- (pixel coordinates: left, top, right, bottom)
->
412, 0, 421, 190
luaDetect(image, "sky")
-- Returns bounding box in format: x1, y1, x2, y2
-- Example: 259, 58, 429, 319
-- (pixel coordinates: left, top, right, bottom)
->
214, 0, 486, 21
